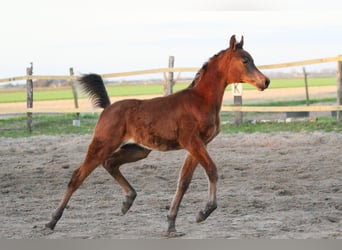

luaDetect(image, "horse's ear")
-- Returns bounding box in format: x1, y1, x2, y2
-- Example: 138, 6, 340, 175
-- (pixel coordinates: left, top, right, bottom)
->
239, 36, 244, 49
229, 35, 237, 50
230, 35, 244, 50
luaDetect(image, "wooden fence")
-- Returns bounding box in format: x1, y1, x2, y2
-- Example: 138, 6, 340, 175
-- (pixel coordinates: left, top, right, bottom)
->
1, 55, 342, 123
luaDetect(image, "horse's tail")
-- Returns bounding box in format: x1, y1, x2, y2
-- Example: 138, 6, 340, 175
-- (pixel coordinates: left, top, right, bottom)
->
79, 74, 111, 109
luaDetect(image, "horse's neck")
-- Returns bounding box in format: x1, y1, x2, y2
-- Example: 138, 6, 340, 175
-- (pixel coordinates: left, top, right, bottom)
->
192, 63, 228, 111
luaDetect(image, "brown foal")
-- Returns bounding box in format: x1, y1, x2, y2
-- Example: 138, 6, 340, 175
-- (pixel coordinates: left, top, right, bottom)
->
46, 35, 270, 237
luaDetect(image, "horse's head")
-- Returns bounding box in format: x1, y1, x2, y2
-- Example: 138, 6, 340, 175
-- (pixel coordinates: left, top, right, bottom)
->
224, 35, 270, 91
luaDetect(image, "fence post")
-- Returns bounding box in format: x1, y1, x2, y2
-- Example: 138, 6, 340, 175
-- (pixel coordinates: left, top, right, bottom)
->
303, 67, 310, 106
70, 67, 80, 126
232, 83, 243, 125
163, 56, 175, 96
337, 56, 342, 122
26, 62, 33, 132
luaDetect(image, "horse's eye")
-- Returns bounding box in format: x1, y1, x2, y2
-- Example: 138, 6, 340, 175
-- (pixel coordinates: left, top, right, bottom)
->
242, 57, 249, 64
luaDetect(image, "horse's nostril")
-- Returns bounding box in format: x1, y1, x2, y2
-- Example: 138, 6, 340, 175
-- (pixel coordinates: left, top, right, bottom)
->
265, 78, 270, 88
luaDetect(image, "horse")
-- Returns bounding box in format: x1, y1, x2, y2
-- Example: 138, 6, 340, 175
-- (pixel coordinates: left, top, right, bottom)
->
45, 35, 270, 237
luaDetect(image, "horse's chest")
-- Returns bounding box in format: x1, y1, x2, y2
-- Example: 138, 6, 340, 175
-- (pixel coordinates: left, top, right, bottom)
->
200, 117, 220, 142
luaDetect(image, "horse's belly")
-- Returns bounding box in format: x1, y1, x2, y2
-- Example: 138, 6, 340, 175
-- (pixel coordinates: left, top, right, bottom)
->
124, 137, 181, 152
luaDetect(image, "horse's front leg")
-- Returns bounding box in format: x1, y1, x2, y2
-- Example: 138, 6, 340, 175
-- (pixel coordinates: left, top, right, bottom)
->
193, 152, 218, 223
183, 136, 218, 223
166, 154, 198, 237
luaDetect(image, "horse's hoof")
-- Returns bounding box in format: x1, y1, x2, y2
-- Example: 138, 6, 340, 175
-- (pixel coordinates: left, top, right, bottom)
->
162, 231, 186, 238
38, 225, 55, 234
121, 194, 136, 215
45, 221, 56, 230
121, 202, 131, 215
196, 211, 206, 223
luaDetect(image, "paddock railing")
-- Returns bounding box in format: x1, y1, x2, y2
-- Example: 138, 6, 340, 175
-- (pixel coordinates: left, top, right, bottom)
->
1, 55, 342, 123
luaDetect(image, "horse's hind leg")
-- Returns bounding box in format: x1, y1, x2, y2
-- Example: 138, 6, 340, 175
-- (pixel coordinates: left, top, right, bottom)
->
103, 144, 151, 214
46, 138, 115, 230
46, 156, 101, 229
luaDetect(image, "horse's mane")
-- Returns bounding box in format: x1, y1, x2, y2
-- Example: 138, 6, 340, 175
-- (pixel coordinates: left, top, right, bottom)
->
187, 49, 226, 89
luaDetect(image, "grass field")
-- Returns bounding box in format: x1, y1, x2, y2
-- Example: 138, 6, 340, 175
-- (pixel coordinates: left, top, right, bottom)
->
0, 77, 336, 103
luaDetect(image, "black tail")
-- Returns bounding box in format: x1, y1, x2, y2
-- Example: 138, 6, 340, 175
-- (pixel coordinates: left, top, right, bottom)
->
78, 74, 111, 109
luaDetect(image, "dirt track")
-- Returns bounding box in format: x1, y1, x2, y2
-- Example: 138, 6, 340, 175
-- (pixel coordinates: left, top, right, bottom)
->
1, 132, 341, 238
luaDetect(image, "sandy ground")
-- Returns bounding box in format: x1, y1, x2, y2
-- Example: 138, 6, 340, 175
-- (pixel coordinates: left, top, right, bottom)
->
0, 85, 341, 238
0, 132, 341, 239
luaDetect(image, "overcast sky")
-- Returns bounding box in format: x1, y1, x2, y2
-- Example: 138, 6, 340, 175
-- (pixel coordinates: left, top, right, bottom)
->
1, 0, 342, 81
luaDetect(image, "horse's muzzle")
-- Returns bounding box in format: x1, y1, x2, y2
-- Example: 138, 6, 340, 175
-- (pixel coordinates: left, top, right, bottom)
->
265, 77, 270, 89
259, 77, 270, 91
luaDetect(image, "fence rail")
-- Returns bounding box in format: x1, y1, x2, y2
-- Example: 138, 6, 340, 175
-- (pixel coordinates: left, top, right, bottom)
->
0, 105, 341, 115
257, 55, 342, 70
0, 67, 200, 83
221, 105, 342, 112
1, 55, 342, 84
0, 55, 342, 123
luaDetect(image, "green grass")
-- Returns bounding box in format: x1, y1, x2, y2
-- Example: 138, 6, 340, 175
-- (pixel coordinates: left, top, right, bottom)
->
0, 83, 190, 103
1, 112, 341, 138
220, 117, 342, 134
248, 77, 335, 89
0, 77, 336, 103
0, 88, 76, 103
0, 114, 100, 137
